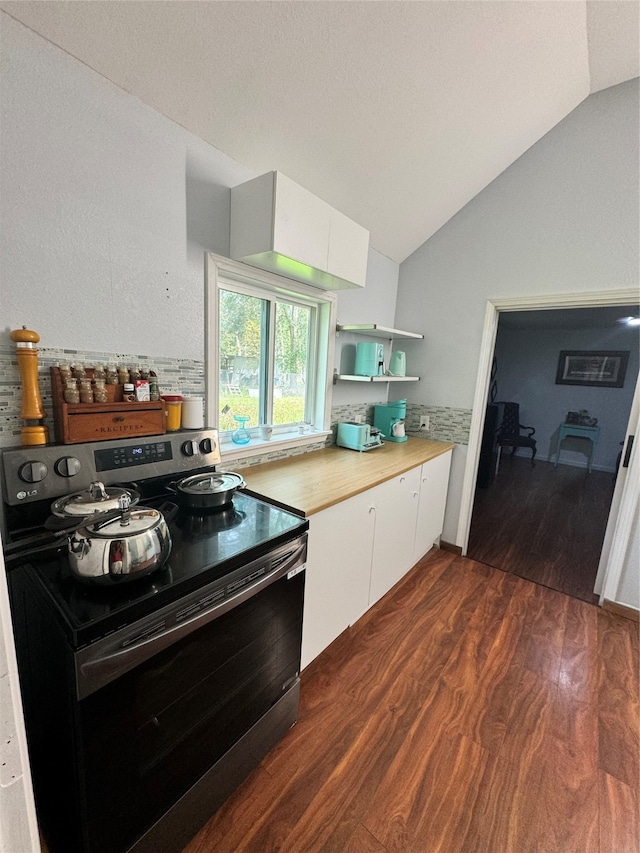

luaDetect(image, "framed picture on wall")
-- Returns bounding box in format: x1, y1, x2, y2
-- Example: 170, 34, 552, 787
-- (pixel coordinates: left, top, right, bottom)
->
555, 350, 629, 388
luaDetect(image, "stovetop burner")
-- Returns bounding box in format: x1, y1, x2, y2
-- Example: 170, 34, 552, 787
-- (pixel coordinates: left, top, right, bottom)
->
176, 502, 246, 534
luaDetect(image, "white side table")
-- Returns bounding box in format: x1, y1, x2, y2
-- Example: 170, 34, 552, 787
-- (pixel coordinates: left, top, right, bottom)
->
554, 423, 600, 473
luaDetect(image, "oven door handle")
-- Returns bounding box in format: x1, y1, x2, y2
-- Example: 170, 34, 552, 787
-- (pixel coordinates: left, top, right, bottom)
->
75, 538, 307, 700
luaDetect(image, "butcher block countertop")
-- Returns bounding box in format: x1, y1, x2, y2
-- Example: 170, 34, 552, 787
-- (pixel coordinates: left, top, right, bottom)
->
242, 437, 454, 517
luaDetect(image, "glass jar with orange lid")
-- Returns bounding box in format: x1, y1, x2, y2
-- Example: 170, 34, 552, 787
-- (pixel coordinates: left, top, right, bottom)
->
161, 395, 183, 431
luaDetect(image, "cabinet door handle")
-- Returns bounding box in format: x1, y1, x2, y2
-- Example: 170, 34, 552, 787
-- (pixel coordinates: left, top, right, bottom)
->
369, 506, 376, 514
413, 491, 419, 498
422, 477, 428, 483
400, 476, 406, 483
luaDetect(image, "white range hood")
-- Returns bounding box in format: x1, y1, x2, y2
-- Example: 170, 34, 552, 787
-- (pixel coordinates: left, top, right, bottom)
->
230, 171, 369, 291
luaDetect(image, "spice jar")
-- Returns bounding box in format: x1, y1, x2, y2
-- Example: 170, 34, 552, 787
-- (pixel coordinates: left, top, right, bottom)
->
64, 378, 80, 404
72, 363, 87, 380
79, 379, 93, 403
122, 383, 136, 403
105, 365, 118, 385
93, 363, 106, 382
93, 378, 108, 403
161, 395, 183, 431
149, 371, 160, 401
59, 362, 72, 382
117, 365, 129, 385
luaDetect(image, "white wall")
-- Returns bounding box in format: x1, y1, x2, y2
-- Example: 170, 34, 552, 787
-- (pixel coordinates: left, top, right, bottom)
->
333, 249, 401, 407
396, 77, 639, 554
396, 78, 639, 411
0, 14, 397, 367
494, 322, 639, 471
0, 15, 240, 359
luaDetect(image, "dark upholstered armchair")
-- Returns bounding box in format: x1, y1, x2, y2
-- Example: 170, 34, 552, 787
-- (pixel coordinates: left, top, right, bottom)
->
495, 402, 537, 475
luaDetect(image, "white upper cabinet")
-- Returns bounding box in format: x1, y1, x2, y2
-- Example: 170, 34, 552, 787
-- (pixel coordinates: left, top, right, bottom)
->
272, 172, 331, 271
327, 207, 369, 288
230, 171, 369, 291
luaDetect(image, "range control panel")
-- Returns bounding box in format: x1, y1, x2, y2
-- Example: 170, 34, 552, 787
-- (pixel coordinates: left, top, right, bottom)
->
94, 440, 173, 472
1, 429, 221, 506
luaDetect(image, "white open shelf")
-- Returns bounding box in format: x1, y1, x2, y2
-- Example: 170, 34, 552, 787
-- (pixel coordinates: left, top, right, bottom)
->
336, 324, 423, 340
334, 373, 420, 384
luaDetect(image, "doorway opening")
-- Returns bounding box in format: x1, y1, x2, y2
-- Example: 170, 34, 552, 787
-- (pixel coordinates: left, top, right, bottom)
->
464, 303, 639, 604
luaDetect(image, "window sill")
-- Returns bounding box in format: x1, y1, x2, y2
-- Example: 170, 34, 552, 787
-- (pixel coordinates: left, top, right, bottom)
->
220, 429, 332, 463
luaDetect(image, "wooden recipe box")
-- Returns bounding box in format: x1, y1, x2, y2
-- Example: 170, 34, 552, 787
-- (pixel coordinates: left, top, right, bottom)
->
50, 367, 166, 444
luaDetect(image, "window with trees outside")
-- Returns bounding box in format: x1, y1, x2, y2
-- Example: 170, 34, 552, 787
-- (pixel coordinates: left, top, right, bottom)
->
206, 254, 336, 446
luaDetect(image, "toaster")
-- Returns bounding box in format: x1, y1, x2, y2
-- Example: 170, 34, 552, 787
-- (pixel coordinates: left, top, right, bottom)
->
336, 422, 384, 452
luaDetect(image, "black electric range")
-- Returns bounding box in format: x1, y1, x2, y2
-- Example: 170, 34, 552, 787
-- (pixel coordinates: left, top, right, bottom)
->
2, 430, 310, 853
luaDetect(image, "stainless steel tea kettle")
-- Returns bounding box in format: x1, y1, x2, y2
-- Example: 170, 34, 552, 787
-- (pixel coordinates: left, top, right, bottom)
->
50, 482, 174, 584
66, 493, 173, 584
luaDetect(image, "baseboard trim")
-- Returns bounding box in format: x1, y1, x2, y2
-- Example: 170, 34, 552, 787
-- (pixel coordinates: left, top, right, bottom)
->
534, 455, 616, 474
603, 599, 640, 623
440, 540, 463, 556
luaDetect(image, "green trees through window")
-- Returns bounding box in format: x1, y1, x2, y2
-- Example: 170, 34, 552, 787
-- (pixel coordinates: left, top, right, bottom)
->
219, 288, 311, 431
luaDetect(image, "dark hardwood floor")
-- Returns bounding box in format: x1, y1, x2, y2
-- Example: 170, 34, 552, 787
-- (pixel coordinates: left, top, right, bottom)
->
182, 549, 639, 853
467, 456, 616, 604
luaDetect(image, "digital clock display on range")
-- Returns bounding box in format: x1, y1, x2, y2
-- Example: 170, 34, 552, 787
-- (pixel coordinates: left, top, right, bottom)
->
94, 441, 173, 472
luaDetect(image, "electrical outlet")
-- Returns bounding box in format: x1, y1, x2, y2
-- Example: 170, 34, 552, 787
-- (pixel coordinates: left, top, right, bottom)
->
420, 416, 430, 431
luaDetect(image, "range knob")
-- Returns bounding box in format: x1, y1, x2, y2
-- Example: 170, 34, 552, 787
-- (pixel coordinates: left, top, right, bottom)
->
19, 460, 48, 483
54, 456, 81, 478
181, 440, 199, 457
199, 437, 216, 455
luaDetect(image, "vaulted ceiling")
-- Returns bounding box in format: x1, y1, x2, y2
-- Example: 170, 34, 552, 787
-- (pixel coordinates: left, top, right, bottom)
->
1, 1, 638, 263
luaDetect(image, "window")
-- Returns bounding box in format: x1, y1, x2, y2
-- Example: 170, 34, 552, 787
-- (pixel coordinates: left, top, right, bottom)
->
206, 254, 336, 447
218, 287, 313, 430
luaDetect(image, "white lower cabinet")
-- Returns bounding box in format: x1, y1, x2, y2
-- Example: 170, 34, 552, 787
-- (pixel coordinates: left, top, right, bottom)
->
367, 467, 421, 607
301, 451, 452, 670
413, 449, 453, 563
301, 490, 375, 669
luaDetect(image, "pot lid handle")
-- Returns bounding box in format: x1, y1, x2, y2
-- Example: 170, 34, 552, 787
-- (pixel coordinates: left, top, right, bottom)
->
89, 481, 108, 501
118, 493, 132, 510
118, 493, 132, 526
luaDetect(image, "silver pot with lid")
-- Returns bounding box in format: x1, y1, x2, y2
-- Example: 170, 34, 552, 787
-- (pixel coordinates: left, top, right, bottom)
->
50, 480, 140, 518
170, 471, 245, 510
66, 493, 174, 584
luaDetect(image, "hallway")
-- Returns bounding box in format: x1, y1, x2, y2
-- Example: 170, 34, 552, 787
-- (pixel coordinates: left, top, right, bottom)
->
467, 457, 615, 604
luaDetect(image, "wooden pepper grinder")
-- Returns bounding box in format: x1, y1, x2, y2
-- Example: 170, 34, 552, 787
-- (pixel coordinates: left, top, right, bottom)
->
10, 326, 50, 445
